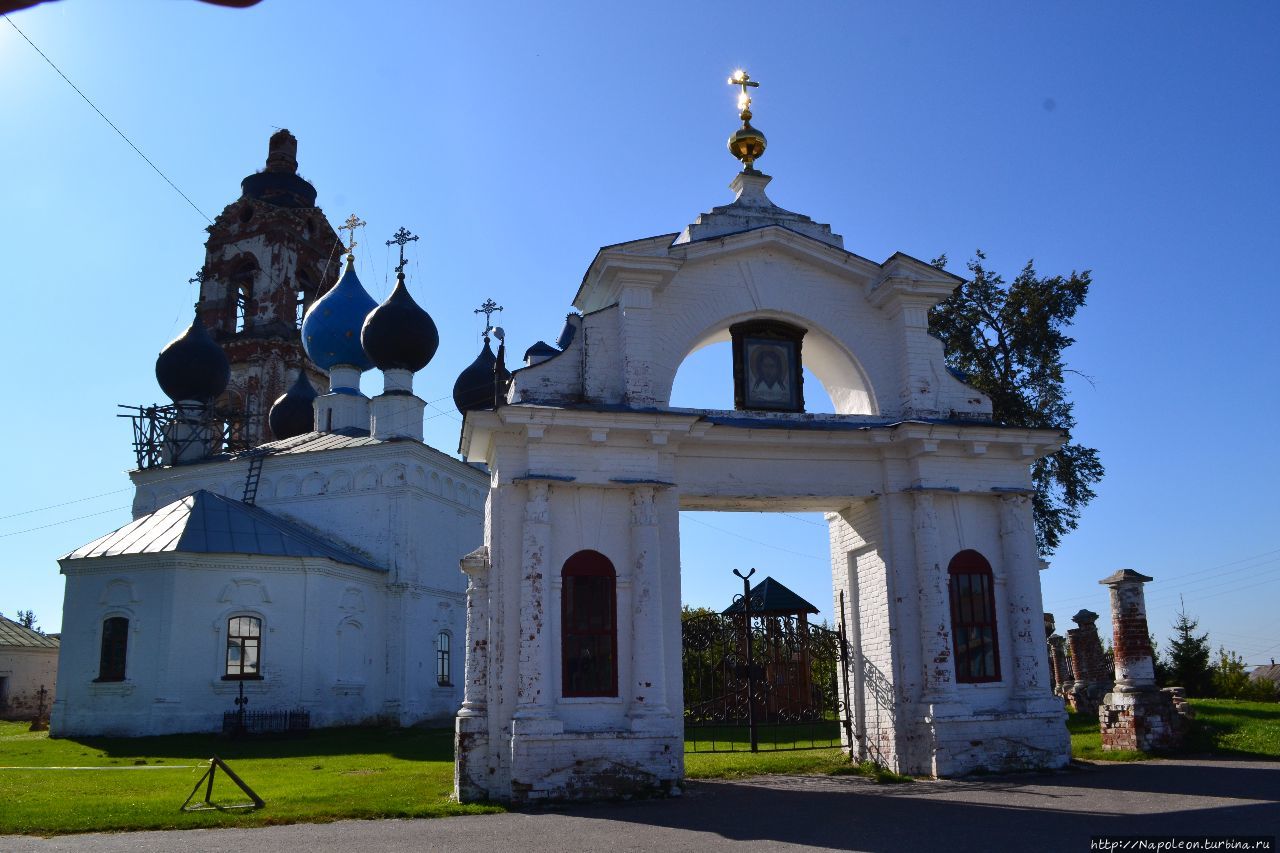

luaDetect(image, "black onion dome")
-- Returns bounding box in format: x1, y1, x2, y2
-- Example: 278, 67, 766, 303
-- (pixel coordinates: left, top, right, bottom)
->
155, 313, 230, 403
453, 338, 507, 413
268, 370, 318, 440
360, 274, 440, 372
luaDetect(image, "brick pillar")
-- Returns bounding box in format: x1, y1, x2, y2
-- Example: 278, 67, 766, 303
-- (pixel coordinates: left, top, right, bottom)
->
1100, 569, 1156, 692
1066, 609, 1109, 714
911, 492, 959, 707
1047, 634, 1070, 697
1098, 569, 1188, 752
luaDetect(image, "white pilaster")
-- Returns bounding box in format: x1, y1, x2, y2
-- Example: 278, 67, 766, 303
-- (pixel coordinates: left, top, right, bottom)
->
999, 494, 1047, 699
912, 491, 959, 707
514, 481, 556, 728
628, 486, 670, 726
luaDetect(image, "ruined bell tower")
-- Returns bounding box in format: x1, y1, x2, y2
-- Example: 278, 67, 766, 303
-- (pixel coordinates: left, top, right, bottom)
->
197, 130, 339, 444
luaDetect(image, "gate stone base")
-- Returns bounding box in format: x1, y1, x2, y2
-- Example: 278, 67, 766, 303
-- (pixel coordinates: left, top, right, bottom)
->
925, 707, 1071, 776
509, 727, 682, 803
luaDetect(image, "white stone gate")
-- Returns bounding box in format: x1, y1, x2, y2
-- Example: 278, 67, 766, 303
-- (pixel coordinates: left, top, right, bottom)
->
453, 160, 1070, 801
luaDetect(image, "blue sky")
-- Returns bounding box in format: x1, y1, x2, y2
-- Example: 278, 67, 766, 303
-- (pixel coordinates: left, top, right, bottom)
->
2, 1, 1277, 667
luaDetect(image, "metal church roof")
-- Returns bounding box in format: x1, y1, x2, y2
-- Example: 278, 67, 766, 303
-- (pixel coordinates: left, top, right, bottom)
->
0, 615, 59, 648
62, 490, 382, 571
721, 576, 819, 616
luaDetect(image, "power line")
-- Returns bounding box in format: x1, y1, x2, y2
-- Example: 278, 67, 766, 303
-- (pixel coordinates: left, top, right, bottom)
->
0, 505, 132, 539
3, 14, 213, 224
681, 514, 826, 562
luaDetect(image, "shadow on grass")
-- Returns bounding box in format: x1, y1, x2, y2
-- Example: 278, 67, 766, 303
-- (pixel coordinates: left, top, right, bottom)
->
54, 725, 455, 764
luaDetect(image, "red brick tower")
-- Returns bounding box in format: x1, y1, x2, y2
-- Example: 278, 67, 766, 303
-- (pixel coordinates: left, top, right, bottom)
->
196, 130, 340, 444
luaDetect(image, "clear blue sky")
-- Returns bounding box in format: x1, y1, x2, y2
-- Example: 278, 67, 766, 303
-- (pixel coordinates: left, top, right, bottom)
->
3, 1, 1277, 667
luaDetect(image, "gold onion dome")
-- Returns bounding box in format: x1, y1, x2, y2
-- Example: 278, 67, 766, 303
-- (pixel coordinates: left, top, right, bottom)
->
727, 70, 766, 171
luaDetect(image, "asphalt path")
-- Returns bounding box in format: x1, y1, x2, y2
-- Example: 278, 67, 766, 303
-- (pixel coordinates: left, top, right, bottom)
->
3, 758, 1277, 853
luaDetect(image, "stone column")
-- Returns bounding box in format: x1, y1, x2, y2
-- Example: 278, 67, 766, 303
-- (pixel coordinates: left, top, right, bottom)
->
1065, 609, 1109, 714
911, 492, 958, 706
1100, 569, 1156, 692
999, 494, 1045, 698
458, 546, 490, 717
514, 481, 554, 721
628, 486, 669, 726
1047, 634, 1070, 697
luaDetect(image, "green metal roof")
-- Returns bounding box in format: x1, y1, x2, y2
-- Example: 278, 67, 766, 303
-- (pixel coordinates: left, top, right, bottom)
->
721, 576, 819, 616
0, 616, 59, 649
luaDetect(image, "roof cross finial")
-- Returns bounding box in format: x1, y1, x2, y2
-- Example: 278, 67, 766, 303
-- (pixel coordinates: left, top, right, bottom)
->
474, 298, 503, 335
385, 227, 419, 275
728, 69, 760, 118
189, 267, 209, 286
339, 213, 366, 259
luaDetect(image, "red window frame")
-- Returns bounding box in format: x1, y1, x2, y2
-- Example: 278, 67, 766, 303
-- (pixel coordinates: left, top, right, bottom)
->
948, 549, 1001, 683
561, 550, 618, 698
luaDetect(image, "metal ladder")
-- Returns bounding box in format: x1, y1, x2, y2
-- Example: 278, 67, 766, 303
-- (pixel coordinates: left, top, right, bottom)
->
241, 450, 270, 505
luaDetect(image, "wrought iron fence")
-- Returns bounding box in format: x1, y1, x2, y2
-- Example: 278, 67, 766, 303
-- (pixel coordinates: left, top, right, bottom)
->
221, 708, 311, 737
682, 606, 851, 753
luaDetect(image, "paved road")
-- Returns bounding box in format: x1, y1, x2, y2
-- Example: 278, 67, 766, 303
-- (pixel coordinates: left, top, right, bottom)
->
4, 759, 1277, 853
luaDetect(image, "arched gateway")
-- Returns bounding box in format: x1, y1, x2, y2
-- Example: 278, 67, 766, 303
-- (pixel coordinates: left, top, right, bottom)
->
454, 78, 1069, 802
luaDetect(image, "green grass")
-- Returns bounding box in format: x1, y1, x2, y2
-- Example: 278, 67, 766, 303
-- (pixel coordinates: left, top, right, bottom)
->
0, 722, 501, 836
1068, 698, 1280, 762
684, 720, 843, 753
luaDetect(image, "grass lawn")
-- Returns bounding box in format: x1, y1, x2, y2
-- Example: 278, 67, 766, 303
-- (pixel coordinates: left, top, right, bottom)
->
0, 721, 501, 836
1068, 698, 1280, 762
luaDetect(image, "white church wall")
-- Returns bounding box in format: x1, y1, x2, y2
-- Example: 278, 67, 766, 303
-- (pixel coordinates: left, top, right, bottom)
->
53, 555, 394, 737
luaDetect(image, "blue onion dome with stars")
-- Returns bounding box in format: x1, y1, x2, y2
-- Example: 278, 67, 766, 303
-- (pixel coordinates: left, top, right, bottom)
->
301, 254, 376, 372
360, 227, 439, 374
155, 310, 230, 404
268, 369, 318, 439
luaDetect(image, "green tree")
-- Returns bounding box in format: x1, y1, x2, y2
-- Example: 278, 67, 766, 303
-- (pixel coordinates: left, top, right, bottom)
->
1166, 603, 1214, 697
1212, 647, 1278, 701
929, 251, 1104, 555
16, 609, 39, 632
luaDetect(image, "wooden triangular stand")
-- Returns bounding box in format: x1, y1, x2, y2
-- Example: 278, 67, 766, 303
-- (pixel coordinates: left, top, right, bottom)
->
180, 756, 265, 812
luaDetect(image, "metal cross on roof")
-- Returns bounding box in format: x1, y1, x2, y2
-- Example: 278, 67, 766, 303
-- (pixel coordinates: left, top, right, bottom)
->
339, 214, 366, 256
474, 298, 503, 330
728, 69, 759, 115
385, 227, 419, 274
189, 267, 208, 286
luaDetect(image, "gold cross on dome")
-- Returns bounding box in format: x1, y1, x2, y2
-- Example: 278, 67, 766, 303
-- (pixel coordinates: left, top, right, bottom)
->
339, 214, 366, 256
728, 69, 759, 116
385, 227, 419, 274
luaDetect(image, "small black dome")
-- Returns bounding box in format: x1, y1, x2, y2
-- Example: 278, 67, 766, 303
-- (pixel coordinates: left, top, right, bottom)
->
453, 338, 511, 413
360, 274, 439, 372
523, 340, 560, 363
268, 370, 318, 439
155, 313, 230, 403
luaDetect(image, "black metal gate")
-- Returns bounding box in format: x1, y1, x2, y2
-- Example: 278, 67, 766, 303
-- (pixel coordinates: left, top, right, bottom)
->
682, 574, 853, 753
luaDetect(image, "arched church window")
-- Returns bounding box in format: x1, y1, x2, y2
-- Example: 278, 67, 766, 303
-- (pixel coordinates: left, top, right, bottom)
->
948, 550, 1001, 683
436, 631, 451, 686
96, 617, 128, 682
225, 615, 262, 679
730, 319, 806, 412
235, 285, 250, 334
561, 550, 617, 697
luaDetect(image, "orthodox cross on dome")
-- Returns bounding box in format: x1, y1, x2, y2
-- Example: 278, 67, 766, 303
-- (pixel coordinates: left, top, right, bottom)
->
474, 298, 503, 335
386, 226, 419, 275
728, 69, 759, 117
339, 213, 366, 258
726, 69, 767, 172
